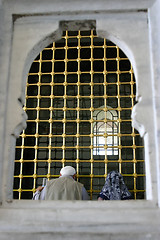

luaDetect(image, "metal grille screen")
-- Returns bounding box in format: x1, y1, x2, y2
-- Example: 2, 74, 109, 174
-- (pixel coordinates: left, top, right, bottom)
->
13, 30, 145, 200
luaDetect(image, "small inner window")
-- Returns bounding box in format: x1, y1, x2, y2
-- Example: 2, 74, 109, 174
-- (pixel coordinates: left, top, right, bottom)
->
93, 107, 118, 156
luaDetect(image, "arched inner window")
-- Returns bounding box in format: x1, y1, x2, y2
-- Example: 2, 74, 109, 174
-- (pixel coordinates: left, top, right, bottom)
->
13, 30, 145, 200
93, 107, 118, 156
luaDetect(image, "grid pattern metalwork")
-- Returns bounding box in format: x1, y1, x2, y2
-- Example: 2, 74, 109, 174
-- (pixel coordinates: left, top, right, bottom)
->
13, 30, 145, 200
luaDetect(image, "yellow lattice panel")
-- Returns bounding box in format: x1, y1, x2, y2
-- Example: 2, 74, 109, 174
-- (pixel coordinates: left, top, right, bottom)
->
14, 30, 145, 200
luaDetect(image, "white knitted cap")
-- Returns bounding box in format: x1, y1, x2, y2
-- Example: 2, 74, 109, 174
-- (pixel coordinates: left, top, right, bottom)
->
60, 166, 76, 176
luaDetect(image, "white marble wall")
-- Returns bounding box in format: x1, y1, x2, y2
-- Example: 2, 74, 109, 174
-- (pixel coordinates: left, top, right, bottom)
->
149, 0, 160, 208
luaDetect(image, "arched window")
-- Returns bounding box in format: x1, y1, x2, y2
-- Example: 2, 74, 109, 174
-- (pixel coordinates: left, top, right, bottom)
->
93, 107, 118, 156
13, 30, 145, 200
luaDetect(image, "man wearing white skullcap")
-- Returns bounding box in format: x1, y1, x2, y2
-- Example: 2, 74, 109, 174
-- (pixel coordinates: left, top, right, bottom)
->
60, 166, 76, 176
33, 166, 89, 200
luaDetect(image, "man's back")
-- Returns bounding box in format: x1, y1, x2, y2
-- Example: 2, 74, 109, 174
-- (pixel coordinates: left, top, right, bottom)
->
45, 176, 83, 200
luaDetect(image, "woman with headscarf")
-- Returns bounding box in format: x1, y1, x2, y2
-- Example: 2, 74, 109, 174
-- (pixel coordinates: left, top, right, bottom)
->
98, 171, 132, 200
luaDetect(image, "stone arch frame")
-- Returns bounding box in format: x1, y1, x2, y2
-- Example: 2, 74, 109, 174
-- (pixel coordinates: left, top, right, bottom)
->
3, 14, 156, 205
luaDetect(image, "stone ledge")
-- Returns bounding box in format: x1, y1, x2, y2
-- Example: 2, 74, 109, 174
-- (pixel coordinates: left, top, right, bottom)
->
0, 204, 160, 235
0, 232, 159, 240
2, 199, 156, 209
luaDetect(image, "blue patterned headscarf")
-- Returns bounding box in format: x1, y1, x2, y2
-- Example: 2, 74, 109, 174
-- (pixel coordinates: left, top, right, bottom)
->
99, 171, 132, 200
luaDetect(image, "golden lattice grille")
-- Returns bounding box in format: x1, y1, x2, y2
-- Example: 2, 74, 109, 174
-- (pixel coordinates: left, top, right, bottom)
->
13, 30, 145, 200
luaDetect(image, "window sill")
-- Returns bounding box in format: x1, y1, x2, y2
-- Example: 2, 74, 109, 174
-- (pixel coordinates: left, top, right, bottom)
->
2, 199, 157, 210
